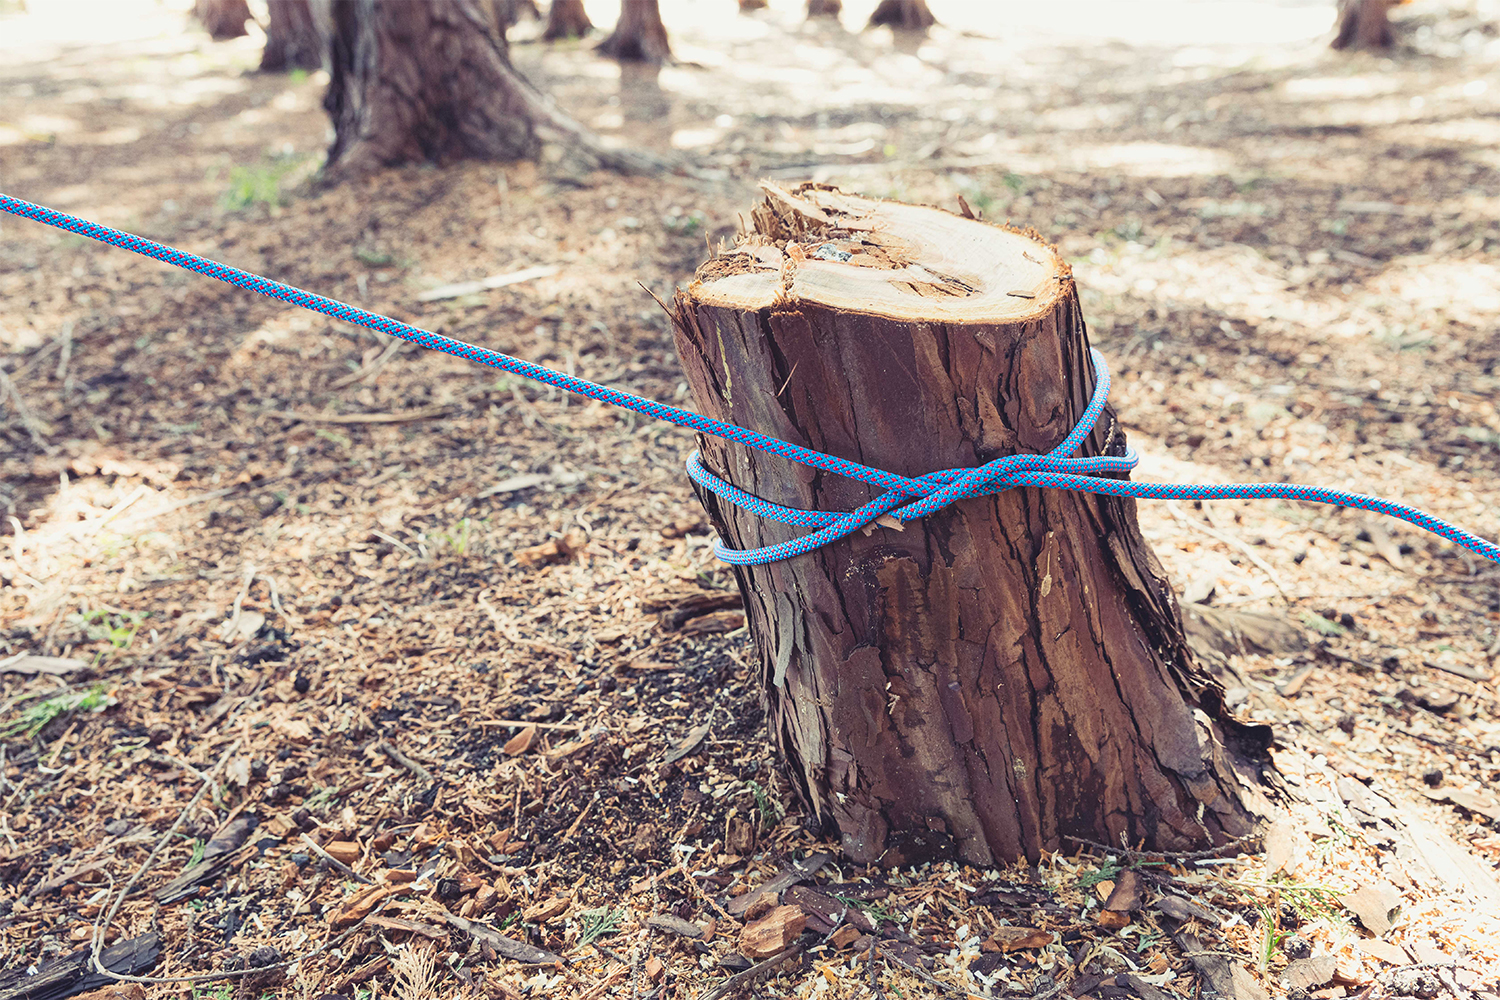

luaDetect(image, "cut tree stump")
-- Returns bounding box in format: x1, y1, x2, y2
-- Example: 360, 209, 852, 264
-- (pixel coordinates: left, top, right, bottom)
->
671, 183, 1274, 865
598, 0, 673, 64
542, 0, 594, 40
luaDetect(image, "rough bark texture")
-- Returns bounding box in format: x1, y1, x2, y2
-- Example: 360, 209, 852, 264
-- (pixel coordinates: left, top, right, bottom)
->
669, 187, 1273, 866
323, 0, 662, 177
324, 0, 538, 172
542, 0, 594, 40
807, 0, 844, 18
260, 0, 323, 73
867, 0, 936, 30
598, 0, 673, 64
194, 0, 252, 40
1332, 0, 1395, 49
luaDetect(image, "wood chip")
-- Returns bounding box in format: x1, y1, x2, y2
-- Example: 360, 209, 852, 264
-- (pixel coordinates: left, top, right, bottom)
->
739, 905, 808, 960
0, 653, 89, 676
647, 914, 705, 939
725, 851, 834, 917
521, 895, 571, 923
441, 910, 565, 965
329, 884, 395, 928
1283, 956, 1337, 992
1339, 881, 1401, 936
1357, 938, 1410, 965
1102, 869, 1143, 912
663, 722, 711, 764
502, 724, 538, 756
324, 840, 361, 864
986, 926, 1053, 951
415, 264, 561, 302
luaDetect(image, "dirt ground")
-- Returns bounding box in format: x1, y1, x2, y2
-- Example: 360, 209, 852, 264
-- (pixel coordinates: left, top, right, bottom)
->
2, 0, 1499, 998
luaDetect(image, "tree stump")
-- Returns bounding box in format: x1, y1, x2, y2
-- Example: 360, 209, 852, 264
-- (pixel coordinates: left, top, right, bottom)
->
670, 184, 1274, 865
598, 0, 673, 64
259, 0, 323, 73
542, 0, 594, 40
194, 0, 252, 40
867, 0, 936, 30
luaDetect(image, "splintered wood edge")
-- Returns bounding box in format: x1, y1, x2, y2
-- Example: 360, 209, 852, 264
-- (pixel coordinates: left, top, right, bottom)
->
687, 183, 1071, 324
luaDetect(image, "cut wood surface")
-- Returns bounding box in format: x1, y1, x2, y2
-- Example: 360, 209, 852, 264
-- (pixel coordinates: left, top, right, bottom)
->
674, 183, 1273, 864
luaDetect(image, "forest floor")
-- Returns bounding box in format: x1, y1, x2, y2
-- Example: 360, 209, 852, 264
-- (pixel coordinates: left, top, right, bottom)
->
2, 0, 1499, 998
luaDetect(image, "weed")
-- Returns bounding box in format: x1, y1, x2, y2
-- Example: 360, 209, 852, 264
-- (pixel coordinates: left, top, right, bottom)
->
1300, 611, 1346, 637
434, 518, 472, 557
834, 895, 903, 927
314, 427, 351, 449
354, 247, 395, 266
288, 68, 309, 85
576, 906, 625, 946
220, 152, 309, 212
188, 837, 206, 867
72, 608, 147, 650
191, 985, 233, 1000
1256, 903, 1288, 970
1002, 172, 1027, 194
1075, 858, 1122, 890
2, 684, 116, 739
746, 779, 784, 825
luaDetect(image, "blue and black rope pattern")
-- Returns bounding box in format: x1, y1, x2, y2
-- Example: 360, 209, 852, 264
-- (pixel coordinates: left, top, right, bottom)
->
3, 192, 1496, 567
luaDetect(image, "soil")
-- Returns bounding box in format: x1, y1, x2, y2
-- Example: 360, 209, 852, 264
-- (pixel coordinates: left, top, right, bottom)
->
1, 1, 1498, 998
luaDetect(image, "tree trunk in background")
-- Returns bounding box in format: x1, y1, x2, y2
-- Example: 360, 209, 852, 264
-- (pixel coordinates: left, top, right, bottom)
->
598, 0, 673, 63
194, 0, 252, 40
493, 0, 539, 33
867, 0, 935, 30
807, 0, 843, 18
260, 0, 323, 72
542, 0, 594, 40
323, 0, 659, 176
1331, 0, 1395, 49
739, 0, 769, 11
670, 184, 1273, 866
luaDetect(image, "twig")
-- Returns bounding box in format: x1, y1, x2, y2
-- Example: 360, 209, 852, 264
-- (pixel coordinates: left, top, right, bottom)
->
694, 940, 808, 1000
475, 718, 588, 731
328, 336, 411, 389
0, 366, 50, 450
1064, 831, 1260, 862
376, 740, 435, 783
264, 404, 453, 424
1167, 505, 1292, 605
300, 831, 374, 884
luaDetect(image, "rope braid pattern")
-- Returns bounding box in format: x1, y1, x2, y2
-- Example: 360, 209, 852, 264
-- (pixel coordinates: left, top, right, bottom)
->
3, 192, 1496, 567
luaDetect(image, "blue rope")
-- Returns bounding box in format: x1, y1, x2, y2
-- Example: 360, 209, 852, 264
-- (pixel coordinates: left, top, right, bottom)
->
3, 192, 1496, 566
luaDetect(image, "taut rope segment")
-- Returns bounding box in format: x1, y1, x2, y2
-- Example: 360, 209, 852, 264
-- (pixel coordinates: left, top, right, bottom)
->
2, 192, 1496, 567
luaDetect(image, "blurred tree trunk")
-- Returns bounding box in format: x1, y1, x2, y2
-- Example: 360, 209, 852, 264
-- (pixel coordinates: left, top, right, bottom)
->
194, 0, 252, 40
260, 0, 323, 72
542, 0, 594, 40
1331, 0, 1395, 49
324, 0, 657, 176
493, 0, 539, 32
739, 0, 769, 11
599, 0, 673, 63
867, 0, 935, 29
807, 0, 843, 17
671, 185, 1273, 865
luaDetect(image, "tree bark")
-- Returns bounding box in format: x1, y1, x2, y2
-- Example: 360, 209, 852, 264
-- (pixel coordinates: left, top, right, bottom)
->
260, 0, 323, 73
670, 184, 1274, 866
1331, 0, 1395, 49
807, 0, 843, 18
323, 0, 659, 177
542, 0, 594, 40
598, 0, 673, 63
867, 0, 936, 30
194, 0, 252, 40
